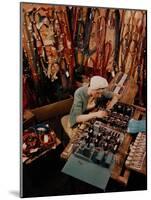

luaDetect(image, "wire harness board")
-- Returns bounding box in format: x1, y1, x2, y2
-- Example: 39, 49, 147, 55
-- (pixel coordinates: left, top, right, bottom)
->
72, 121, 124, 168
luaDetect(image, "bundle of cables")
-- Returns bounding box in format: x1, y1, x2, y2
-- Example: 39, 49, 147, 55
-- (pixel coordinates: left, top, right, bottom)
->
23, 123, 57, 157
23, 128, 39, 156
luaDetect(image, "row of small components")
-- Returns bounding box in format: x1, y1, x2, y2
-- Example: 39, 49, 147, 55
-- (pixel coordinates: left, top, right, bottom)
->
80, 138, 120, 152
125, 132, 146, 169
78, 132, 121, 153
111, 112, 130, 120
82, 126, 121, 143
93, 121, 123, 137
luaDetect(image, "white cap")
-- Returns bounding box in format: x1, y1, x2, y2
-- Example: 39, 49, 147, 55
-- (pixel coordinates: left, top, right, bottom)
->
89, 76, 108, 90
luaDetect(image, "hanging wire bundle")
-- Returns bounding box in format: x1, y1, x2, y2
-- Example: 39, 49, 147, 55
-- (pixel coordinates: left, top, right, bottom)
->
22, 4, 74, 109
22, 4, 146, 109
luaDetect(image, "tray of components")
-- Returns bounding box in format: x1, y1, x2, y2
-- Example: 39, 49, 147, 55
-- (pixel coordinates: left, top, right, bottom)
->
61, 122, 124, 190
22, 123, 57, 162
125, 132, 146, 172
72, 121, 124, 167
98, 102, 134, 131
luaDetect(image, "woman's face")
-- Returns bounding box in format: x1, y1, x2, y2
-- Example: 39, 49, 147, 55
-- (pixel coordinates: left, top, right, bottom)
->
91, 89, 102, 98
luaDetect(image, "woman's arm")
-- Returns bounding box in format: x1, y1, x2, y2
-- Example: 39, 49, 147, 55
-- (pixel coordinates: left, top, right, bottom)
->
76, 110, 107, 123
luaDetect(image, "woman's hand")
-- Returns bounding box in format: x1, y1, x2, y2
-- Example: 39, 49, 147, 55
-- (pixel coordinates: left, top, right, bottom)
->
95, 110, 108, 118
113, 93, 122, 100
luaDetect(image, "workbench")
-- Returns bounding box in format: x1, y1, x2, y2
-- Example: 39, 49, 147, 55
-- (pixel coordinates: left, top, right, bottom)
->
61, 73, 146, 186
